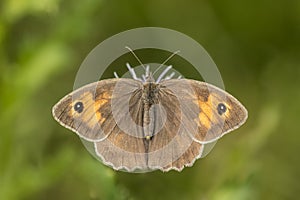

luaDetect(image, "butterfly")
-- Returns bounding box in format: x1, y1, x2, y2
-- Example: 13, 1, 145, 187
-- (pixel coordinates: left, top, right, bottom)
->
52, 63, 248, 172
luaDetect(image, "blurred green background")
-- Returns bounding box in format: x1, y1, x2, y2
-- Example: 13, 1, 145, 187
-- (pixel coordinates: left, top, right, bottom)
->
1, 0, 300, 199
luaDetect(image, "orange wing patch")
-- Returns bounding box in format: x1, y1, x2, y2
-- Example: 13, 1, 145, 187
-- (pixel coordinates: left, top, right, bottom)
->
194, 93, 232, 130
69, 92, 108, 128
95, 99, 108, 124
194, 95, 214, 129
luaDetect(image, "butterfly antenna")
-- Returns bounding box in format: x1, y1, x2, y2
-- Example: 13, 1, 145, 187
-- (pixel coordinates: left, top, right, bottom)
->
153, 50, 180, 76
125, 46, 146, 70
113, 72, 119, 78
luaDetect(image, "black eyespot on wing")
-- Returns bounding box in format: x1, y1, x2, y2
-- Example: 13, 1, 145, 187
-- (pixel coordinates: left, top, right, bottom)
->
217, 103, 227, 115
74, 102, 84, 113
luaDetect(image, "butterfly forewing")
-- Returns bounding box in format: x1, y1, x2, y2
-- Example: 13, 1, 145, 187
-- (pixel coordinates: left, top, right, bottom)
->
186, 80, 248, 143
53, 79, 143, 142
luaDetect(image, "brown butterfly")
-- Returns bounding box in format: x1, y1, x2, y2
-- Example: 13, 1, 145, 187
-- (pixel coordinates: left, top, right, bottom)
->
52, 64, 248, 172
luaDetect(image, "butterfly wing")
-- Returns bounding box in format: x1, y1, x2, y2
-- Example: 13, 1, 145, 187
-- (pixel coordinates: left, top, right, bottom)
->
145, 79, 247, 171
53, 78, 151, 171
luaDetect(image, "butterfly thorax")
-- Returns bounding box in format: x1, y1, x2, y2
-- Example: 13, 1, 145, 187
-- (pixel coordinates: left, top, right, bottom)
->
142, 82, 160, 105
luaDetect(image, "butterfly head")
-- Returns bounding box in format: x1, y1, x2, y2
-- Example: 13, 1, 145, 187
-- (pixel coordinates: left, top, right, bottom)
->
145, 71, 155, 83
